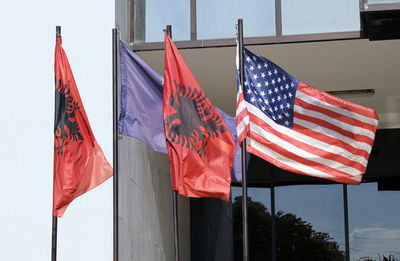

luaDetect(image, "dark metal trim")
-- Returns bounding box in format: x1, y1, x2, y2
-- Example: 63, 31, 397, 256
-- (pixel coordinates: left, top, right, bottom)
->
129, 31, 361, 51
190, 0, 197, 41
275, 0, 282, 36
112, 28, 119, 261
326, 89, 375, 96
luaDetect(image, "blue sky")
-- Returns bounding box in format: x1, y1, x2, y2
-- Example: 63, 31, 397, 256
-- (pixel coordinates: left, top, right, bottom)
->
0, 1, 113, 260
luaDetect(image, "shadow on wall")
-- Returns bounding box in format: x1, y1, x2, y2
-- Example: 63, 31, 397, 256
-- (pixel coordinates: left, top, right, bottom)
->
118, 136, 191, 261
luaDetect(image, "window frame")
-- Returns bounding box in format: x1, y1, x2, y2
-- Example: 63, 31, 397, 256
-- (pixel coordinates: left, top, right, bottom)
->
129, 0, 362, 51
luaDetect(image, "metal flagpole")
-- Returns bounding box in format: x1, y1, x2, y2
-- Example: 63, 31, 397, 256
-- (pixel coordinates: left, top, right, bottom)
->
51, 215, 57, 261
165, 24, 180, 261
270, 180, 276, 261
112, 28, 120, 261
343, 184, 350, 261
237, 18, 249, 261
51, 25, 61, 261
172, 190, 180, 261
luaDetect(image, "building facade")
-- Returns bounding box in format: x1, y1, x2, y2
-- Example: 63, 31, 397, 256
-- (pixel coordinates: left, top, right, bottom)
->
116, 1, 400, 260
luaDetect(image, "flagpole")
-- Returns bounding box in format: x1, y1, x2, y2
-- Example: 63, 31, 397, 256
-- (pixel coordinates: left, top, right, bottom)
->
172, 190, 179, 261
165, 24, 180, 261
270, 179, 276, 261
237, 18, 249, 261
112, 28, 120, 261
51, 215, 57, 261
343, 184, 350, 261
51, 25, 61, 261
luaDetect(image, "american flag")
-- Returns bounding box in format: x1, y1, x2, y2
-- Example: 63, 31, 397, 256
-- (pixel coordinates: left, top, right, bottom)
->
236, 47, 379, 184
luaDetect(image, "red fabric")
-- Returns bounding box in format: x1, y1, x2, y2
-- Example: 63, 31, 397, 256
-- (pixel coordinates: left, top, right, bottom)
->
163, 33, 236, 201
53, 35, 112, 217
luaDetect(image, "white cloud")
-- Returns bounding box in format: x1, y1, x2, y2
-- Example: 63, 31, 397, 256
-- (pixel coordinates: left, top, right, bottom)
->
350, 226, 400, 260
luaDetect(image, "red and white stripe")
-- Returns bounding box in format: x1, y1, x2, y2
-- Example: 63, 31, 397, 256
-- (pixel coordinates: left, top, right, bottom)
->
236, 81, 378, 184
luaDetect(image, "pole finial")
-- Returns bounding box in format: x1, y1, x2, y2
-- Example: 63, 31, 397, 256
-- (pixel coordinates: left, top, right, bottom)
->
56, 26, 61, 36
166, 25, 172, 38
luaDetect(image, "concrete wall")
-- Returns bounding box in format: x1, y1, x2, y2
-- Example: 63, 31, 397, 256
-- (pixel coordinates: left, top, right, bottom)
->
118, 136, 191, 261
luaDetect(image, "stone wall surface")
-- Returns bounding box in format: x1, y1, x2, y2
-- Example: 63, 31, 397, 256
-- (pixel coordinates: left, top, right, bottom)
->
119, 136, 190, 261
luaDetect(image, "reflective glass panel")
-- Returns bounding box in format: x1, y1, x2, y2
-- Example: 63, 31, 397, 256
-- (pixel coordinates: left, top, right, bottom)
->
197, 0, 276, 40
276, 185, 346, 260
348, 183, 400, 261
231, 186, 272, 261
144, 0, 190, 42
282, 0, 360, 35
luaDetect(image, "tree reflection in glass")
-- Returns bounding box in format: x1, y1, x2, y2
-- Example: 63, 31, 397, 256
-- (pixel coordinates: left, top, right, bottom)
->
233, 196, 345, 261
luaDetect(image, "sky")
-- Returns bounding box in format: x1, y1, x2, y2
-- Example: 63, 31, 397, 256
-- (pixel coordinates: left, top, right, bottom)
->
0, 1, 114, 260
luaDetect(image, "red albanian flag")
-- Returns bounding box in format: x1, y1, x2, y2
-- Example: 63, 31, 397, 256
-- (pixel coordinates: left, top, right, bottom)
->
53, 35, 113, 217
163, 33, 236, 202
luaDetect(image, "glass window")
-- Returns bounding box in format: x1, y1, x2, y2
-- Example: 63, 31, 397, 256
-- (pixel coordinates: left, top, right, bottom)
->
231, 186, 272, 261
197, 0, 276, 40
275, 184, 346, 260
348, 183, 400, 261
282, 0, 360, 35
142, 0, 190, 42
232, 186, 272, 207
